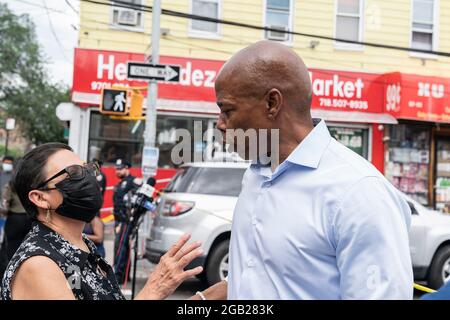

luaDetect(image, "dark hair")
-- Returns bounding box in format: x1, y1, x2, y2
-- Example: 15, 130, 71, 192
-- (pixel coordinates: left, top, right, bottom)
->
2, 156, 14, 162
13, 143, 73, 219
92, 158, 103, 167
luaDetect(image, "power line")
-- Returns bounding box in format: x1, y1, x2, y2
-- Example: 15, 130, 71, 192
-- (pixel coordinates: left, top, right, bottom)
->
80, 0, 450, 58
18, 0, 449, 87
42, 0, 71, 62
14, 0, 72, 15
65, 0, 79, 14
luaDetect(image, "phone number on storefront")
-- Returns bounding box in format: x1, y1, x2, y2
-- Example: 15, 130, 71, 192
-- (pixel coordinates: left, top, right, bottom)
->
319, 98, 369, 110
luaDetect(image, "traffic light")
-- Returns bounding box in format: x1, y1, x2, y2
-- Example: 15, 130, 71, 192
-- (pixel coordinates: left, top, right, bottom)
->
129, 90, 144, 118
100, 88, 130, 116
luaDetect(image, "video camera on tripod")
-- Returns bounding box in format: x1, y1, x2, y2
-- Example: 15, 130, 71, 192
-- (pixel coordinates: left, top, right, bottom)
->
115, 177, 158, 297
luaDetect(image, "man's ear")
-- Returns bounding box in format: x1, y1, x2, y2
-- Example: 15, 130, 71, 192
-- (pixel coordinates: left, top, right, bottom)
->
28, 190, 50, 211
265, 88, 283, 120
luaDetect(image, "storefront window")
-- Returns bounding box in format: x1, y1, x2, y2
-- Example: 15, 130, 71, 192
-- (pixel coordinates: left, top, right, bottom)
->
88, 111, 211, 168
384, 125, 431, 206
435, 138, 450, 213
328, 126, 369, 159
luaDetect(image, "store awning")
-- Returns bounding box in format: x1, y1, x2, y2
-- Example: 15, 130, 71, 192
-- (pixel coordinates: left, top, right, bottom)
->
311, 109, 398, 124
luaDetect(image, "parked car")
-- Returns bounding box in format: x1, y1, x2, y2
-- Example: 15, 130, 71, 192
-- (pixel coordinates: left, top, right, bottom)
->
408, 196, 450, 289
146, 161, 248, 285
146, 162, 450, 289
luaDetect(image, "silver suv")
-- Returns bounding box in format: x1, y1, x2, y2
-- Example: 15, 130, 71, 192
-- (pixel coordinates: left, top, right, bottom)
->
146, 162, 248, 285
146, 162, 450, 289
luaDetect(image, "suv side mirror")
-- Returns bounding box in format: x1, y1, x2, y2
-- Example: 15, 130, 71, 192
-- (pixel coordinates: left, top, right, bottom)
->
407, 201, 419, 215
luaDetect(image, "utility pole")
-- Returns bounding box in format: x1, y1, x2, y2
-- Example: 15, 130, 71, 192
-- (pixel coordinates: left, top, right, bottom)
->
131, 0, 161, 300
4, 118, 15, 157
4, 129, 9, 157
142, 0, 161, 181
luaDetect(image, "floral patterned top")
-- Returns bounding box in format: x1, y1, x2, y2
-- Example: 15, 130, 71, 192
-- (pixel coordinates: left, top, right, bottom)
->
1, 221, 125, 300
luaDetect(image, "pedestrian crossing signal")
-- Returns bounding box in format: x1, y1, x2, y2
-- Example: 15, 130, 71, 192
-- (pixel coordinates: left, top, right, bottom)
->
100, 88, 130, 116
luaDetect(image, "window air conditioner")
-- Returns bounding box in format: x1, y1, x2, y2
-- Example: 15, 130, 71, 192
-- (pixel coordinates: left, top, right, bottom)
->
267, 25, 289, 41
117, 9, 138, 26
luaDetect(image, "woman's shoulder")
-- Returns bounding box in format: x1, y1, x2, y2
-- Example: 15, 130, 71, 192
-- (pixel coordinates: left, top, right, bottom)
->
4, 255, 74, 300
1, 224, 59, 300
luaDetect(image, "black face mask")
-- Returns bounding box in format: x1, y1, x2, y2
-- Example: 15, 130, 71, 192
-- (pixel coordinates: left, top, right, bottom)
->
53, 171, 103, 223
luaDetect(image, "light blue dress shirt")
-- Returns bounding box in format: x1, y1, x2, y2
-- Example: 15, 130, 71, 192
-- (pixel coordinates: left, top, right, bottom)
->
228, 119, 413, 300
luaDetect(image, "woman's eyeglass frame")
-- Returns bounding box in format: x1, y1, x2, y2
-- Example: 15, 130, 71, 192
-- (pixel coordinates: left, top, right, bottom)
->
36, 162, 100, 191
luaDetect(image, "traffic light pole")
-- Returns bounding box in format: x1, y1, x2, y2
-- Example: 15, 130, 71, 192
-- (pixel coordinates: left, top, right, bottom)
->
131, 0, 161, 300
143, 0, 161, 181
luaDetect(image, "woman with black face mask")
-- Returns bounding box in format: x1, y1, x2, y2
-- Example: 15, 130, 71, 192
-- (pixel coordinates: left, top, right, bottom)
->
1, 143, 203, 300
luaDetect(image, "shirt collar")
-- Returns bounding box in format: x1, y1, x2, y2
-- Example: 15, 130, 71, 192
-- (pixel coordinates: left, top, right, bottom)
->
285, 118, 331, 169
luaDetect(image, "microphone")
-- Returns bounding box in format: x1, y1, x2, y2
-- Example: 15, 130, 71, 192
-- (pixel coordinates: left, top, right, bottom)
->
130, 177, 157, 221
136, 177, 156, 202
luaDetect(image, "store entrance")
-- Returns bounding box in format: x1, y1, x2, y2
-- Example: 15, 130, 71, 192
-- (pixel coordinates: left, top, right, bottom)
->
435, 136, 450, 213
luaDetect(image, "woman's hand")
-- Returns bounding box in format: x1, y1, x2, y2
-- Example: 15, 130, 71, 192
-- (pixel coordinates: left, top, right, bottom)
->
135, 234, 203, 300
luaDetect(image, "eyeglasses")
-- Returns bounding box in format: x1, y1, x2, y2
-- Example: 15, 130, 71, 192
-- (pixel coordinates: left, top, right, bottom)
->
36, 162, 100, 190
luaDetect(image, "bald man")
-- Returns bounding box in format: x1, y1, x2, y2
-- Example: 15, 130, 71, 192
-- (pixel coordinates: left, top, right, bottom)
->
197, 41, 412, 300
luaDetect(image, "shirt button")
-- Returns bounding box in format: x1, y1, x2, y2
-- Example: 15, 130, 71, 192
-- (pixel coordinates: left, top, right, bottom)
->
247, 259, 255, 268
252, 217, 258, 225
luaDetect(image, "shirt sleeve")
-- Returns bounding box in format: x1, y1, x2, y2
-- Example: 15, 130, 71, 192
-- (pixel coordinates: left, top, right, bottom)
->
332, 176, 413, 300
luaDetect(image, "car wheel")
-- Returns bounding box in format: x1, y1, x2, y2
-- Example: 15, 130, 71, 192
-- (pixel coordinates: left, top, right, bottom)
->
428, 245, 450, 289
206, 239, 229, 286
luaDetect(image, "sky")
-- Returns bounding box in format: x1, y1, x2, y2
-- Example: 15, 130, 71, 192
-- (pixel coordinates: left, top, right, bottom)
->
3, 0, 79, 87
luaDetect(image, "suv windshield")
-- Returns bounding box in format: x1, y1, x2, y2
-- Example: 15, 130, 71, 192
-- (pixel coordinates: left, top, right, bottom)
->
165, 166, 246, 197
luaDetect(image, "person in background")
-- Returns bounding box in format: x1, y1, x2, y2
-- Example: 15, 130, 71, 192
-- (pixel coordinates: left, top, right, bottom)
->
0, 156, 14, 192
1, 180, 32, 261
0, 156, 16, 274
86, 158, 107, 259
92, 158, 107, 197
83, 215, 105, 258
112, 159, 141, 285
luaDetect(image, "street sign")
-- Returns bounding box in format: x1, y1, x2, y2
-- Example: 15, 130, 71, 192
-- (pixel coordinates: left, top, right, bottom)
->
141, 146, 159, 177
5, 118, 15, 131
100, 88, 129, 115
127, 62, 180, 82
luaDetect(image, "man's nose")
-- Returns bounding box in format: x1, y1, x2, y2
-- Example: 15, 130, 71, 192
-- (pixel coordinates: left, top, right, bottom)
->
216, 117, 227, 132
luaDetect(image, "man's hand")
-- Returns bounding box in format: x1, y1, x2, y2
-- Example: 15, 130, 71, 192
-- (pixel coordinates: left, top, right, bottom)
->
135, 234, 203, 300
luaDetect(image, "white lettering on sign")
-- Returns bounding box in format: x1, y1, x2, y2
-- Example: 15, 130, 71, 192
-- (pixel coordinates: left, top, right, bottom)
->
418, 82, 444, 99
310, 73, 364, 99
191, 69, 204, 87
115, 63, 127, 81
179, 62, 216, 88
386, 83, 401, 112
97, 54, 114, 80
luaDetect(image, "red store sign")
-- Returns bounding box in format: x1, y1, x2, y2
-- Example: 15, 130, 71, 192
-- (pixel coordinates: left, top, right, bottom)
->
72, 48, 223, 104
384, 72, 450, 123
309, 69, 385, 114
72, 48, 449, 124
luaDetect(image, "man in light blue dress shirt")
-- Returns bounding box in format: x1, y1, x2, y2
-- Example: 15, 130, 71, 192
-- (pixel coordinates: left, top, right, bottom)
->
212, 41, 413, 300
